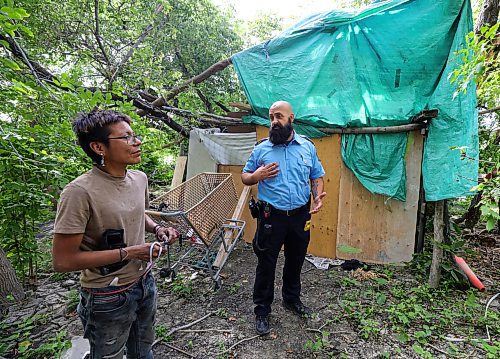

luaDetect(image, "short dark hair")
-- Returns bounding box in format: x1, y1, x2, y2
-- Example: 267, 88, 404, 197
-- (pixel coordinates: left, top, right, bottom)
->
72, 109, 131, 163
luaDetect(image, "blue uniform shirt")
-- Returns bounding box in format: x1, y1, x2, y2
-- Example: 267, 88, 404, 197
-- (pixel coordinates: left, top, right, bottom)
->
243, 132, 325, 211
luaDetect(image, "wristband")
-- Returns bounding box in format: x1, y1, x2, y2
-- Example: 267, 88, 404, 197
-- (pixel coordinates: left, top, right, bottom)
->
153, 224, 161, 234
119, 247, 129, 262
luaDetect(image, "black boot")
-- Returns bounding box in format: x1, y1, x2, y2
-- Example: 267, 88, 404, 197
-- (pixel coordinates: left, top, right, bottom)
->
255, 315, 270, 335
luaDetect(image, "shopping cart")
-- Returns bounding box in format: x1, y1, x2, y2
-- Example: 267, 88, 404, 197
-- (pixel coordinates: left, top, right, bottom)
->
146, 173, 245, 289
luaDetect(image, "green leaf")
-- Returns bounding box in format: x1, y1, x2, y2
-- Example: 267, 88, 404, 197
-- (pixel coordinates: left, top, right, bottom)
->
486, 218, 495, 231
374, 277, 388, 285
0, 57, 20, 70
396, 332, 408, 343
337, 245, 362, 254
376, 292, 386, 305
0, 6, 30, 20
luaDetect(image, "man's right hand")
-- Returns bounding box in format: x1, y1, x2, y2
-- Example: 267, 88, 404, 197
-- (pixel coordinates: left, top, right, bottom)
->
242, 162, 279, 185
253, 162, 279, 182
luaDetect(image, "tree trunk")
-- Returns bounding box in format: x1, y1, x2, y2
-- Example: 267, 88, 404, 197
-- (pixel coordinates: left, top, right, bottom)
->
0, 247, 24, 316
474, 0, 500, 34
455, 191, 482, 228
429, 200, 445, 288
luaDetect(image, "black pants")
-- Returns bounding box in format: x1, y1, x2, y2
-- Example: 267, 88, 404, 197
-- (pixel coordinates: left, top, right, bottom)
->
252, 208, 311, 316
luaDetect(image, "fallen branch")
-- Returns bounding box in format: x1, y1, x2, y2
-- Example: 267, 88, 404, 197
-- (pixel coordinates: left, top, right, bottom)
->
163, 342, 195, 358
427, 343, 451, 356
305, 322, 329, 333
166, 310, 216, 338
216, 334, 261, 356
138, 57, 233, 115
178, 328, 233, 333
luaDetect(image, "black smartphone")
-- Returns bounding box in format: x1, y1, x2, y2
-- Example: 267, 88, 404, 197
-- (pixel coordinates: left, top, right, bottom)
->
102, 229, 125, 250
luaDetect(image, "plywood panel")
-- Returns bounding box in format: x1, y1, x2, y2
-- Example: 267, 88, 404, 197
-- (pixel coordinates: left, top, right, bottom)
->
307, 135, 342, 258
171, 156, 187, 187
255, 126, 341, 258
218, 164, 258, 243
336, 131, 423, 263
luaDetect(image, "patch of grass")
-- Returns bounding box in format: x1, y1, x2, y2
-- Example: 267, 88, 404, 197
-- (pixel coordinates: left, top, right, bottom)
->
215, 307, 229, 319
332, 262, 499, 357
228, 282, 242, 294
155, 323, 171, 342
0, 313, 70, 358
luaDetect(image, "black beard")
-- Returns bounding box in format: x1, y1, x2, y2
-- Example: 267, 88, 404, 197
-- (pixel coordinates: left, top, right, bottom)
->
269, 121, 293, 145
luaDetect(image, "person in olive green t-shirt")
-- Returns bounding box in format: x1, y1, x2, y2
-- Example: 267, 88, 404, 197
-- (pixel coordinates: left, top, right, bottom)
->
53, 110, 178, 359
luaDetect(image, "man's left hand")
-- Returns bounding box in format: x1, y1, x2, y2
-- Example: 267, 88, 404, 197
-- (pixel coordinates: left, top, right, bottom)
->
310, 192, 327, 214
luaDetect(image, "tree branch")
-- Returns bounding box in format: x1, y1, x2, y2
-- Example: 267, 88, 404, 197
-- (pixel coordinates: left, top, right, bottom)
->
174, 48, 214, 112
137, 57, 233, 115
478, 106, 500, 115
93, 0, 111, 67
0, 30, 239, 138
0, 34, 56, 82
109, 3, 164, 86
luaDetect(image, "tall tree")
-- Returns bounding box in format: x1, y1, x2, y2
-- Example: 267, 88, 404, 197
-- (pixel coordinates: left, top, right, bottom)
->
0, 0, 245, 294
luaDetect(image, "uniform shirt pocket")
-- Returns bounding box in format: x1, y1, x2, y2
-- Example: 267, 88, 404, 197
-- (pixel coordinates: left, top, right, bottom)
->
298, 155, 312, 182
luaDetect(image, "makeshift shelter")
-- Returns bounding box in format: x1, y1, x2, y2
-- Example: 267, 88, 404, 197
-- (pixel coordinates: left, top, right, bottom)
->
184, 0, 478, 263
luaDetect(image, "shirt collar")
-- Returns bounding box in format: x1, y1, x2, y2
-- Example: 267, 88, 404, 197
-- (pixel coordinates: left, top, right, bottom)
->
291, 131, 306, 145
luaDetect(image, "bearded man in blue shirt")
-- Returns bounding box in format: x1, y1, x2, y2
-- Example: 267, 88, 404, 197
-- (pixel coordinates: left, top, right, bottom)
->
242, 101, 326, 335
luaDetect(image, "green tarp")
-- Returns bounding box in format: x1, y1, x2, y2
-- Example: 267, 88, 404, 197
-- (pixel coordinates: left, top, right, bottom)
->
231, 0, 478, 201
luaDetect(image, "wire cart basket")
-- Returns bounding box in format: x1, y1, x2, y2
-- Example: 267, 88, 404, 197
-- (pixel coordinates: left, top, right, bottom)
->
146, 173, 245, 289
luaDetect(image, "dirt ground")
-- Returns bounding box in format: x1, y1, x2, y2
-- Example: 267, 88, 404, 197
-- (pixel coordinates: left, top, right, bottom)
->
2, 230, 498, 359
150, 242, 399, 359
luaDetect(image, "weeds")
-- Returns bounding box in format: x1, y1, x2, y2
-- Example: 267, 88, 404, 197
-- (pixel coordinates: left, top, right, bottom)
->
170, 273, 194, 299
65, 288, 79, 314
0, 314, 70, 358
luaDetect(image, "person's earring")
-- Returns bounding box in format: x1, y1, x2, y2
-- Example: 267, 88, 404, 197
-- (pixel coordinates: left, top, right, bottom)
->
100, 153, 105, 167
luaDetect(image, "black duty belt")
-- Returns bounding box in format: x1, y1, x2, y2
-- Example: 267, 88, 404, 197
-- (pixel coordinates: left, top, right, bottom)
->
261, 202, 309, 217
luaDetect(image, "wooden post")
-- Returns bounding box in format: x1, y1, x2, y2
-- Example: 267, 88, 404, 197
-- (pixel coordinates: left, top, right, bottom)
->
429, 200, 445, 288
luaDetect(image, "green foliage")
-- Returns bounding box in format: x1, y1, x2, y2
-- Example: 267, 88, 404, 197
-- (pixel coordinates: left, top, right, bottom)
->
65, 288, 79, 314
0, 0, 245, 281
0, 313, 70, 358
449, 23, 499, 107
215, 307, 229, 319
155, 323, 171, 342
170, 272, 194, 299
333, 257, 499, 356
239, 13, 284, 47
449, 23, 499, 232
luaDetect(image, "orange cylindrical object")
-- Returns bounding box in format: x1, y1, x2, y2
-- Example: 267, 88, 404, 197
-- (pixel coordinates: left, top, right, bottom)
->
454, 255, 486, 292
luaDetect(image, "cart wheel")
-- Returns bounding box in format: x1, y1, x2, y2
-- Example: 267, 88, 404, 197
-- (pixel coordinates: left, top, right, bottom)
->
159, 268, 173, 278
213, 278, 222, 291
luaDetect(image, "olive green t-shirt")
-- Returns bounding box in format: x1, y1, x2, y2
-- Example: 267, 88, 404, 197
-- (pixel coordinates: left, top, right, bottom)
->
54, 166, 149, 288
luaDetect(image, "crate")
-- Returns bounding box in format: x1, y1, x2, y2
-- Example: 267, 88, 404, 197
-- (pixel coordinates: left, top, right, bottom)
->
148, 173, 238, 245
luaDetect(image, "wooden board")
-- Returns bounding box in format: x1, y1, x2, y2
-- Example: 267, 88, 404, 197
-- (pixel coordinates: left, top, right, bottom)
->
171, 156, 187, 188
212, 186, 251, 269
217, 164, 258, 243
307, 135, 342, 259
255, 126, 341, 258
336, 131, 423, 263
